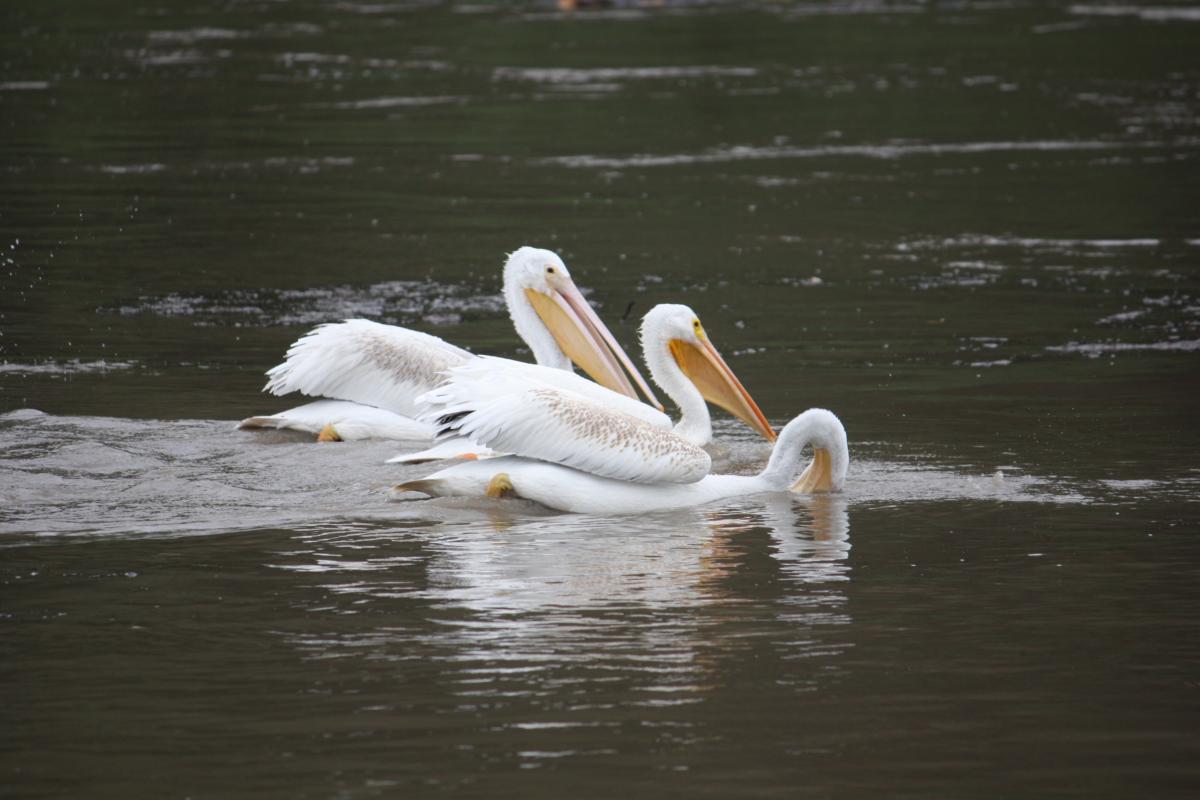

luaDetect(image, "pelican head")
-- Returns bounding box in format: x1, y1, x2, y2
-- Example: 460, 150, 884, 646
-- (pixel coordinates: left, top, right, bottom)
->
503, 247, 662, 410
641, 304, 777, 442
766, 408, 848, 494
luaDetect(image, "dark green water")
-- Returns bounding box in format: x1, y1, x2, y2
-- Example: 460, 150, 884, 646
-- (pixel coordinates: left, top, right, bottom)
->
2, 1, 1198, 797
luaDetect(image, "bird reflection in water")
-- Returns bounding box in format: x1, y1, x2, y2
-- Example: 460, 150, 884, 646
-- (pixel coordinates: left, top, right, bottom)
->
279, 492, 852, 659
271, 495, 855, 768
699, 493, 852, 591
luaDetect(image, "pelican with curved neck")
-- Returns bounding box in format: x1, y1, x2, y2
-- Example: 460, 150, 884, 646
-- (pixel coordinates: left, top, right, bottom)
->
395, 408, 848, 514
394, 302, 779, 469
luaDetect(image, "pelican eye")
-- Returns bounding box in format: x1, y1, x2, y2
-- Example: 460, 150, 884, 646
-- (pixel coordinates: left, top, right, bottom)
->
546, 266, 555, 274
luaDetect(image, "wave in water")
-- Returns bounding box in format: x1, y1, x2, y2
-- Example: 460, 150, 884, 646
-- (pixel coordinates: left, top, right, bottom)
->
0, 411, 1132, 542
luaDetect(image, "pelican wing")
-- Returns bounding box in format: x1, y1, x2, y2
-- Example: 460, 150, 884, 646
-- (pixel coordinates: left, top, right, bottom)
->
264, 319, 472, 417
422, 369, 710, 484
452, 356, 672, 429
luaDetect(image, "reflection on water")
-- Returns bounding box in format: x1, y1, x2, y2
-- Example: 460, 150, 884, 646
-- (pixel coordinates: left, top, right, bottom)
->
267, 492, 854, 770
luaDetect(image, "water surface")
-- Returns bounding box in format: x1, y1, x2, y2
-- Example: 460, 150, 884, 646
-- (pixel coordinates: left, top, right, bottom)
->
2, 1, 1198, 797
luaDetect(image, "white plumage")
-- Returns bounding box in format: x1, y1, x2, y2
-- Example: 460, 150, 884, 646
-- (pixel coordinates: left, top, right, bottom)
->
396, 303, 776, 469
421, 362, 708, 483
384, 355, 671, 464
237, 398, 434, 441
396, 408, 849, 514
239, 247, 659, 441
264, 320, 470, 419
424, 355, 672, 429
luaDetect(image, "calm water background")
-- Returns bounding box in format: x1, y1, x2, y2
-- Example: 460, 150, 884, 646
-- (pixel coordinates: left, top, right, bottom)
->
2, 1, 1198, 797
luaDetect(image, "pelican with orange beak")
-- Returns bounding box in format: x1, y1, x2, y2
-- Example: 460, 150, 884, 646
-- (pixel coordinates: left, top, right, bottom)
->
393, 307, 843, 514
639, 303, 776, 448
399, 303, 777, 476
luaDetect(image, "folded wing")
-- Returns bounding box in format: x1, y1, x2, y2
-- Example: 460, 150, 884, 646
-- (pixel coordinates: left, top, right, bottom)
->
421, 366, 709, 484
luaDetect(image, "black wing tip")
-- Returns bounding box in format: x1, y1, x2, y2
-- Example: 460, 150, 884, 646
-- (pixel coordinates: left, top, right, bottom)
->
435, 408, 473, 438
437, 410, 471, 427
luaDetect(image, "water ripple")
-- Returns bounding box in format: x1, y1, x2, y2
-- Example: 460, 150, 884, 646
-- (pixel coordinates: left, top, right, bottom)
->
0, 359, 138, 376
538, 138, 1183, 169
103, 279, 506, 328
0, 81, 52, 91
1069, 4, 1200, 22
1046, 338, 1200, 356
0, 412, 1118, 542
493, 65, 758, 83
321, 95, 463, 110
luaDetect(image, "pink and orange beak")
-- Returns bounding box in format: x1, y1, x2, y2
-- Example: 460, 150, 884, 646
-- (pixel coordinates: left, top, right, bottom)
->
668, 331, 777, 442
524, 279, 664, 411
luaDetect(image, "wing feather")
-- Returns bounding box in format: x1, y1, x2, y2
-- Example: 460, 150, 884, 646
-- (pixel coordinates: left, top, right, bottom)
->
420, 367, 709, 484
419, 356, 670, 428
264, 319, 471, 417
478, 357, 672, 430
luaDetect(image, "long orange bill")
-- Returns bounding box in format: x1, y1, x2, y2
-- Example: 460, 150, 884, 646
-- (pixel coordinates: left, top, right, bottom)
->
668, 336, 777, 441
525, 283, 664, 411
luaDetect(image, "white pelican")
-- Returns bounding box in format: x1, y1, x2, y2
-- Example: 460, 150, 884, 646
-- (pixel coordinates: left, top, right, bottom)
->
637, 303, 776, 447
389, 303, 777, 465
237, 247, 660, 441
394, 408, 848, 514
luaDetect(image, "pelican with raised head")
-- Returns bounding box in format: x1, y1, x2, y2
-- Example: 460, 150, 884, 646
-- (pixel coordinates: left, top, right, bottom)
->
391, 302, 776, 465
638, 303, 776, 447
387, 302, 777, 464
237, 247, 660, 441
